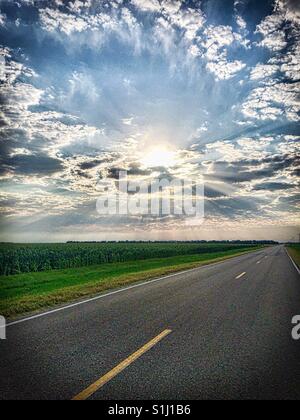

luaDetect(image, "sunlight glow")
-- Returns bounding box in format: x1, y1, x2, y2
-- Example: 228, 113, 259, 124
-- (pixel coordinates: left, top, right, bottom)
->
141, 148, 177, 168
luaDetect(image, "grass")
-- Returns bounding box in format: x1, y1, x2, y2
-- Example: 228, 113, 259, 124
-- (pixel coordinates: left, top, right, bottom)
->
0, 246, 263, 319
0, 241, 263, 276
287, 244, 300, 268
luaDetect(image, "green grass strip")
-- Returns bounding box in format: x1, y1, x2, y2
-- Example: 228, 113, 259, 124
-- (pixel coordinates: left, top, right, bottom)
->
0, 247, 262, 319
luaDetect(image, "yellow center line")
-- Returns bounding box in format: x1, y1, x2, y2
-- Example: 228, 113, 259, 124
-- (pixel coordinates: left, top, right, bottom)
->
72, 329, 172, 401
236, 272, 246, 279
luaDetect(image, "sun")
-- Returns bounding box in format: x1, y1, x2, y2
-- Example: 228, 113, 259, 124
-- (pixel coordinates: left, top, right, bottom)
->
141, 147, 177, 168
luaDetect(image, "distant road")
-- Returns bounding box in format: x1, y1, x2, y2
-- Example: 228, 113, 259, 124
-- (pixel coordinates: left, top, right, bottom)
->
0, 245, 300, 400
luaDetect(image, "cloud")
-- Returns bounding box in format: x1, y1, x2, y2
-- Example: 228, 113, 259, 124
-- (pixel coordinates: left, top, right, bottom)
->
39, 2, 139, 43
204, 25, 238, 57
259, 30, 287, 52
236, 15, 247, 31
40, 7, 90, 35
279, 0, 300, 25
165, 5, 205, 41
0, 0, 299, 239
255, 0, 300, 52
250, 63, 278, 80
242, 82, 300, 122
278, 40, 300, 81
0, 12, 6, 26
122, 117, 134, 126
0, 153, 64, 176
206, 58, 246, 81
131, 0, 161, 12
0, 47, 28, 84
203, 25, 246, 80
0, 49, 109, 186
79, 159, 106, 170
206, 153, 299, 185
255, 4, 285, 38
253, 182, 296, 191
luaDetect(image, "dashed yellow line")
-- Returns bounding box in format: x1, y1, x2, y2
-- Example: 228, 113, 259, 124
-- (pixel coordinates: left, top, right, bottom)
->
72, 329, 172, 401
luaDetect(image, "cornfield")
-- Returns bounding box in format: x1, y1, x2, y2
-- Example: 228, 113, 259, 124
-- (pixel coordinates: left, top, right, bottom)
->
0, 242, 260, 276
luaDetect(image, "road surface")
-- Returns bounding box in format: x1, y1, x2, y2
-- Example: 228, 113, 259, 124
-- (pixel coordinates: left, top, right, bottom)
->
0, 245, 299, 400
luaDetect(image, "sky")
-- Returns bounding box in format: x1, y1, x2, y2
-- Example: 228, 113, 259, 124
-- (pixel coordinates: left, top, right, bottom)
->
0, 0, 299, 242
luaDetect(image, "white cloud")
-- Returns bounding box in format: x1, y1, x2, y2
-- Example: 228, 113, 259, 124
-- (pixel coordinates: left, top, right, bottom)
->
259, 30, 287, 52
131, 0, 161, 12
202, 25, 246, 80
122, 117, 134, 125
39, 3, 144, 54
207, 56, 246, 81
0, 52, 106, 175
237, 137, 272, 159
204, 25, 237, 60
250, 63, 278, 80
205, 141, 244, 162
256, 9, 284, 36
2, 82, 42, 110
0, 49, 42, 127
67, 71, 101, 104
188, 44, 201, 57
40, 8, 89, 35
129, 2, 205, 45
255, 0, 300, 52
0, 47, 24, 83
277, 0, 300, 25
67, 0, 93, 13
166, 7, 205, 41
242, 82, 300, 121
161, 0, 182, 15
196, 123, 208, 133
236, 15, 247, 30
277, 135, 300, 155
279, 41, 300, 81
0, 12, 6, 26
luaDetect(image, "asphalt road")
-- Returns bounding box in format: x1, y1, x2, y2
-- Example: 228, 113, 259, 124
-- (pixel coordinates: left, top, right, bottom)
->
0, 245, 299, 400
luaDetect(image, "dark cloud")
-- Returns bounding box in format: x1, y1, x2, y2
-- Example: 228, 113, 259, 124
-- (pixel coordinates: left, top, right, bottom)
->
286, 0, 300, 12
291, 168, 300, 177
253, 182, 296, 191
107, 167, 124, 180
107, 166, 152, 179
279, 193, 300, 205
79, 159, 104, 170
204, 185, 228, 198
0, 154, 64, 176
71, 168, 92, 179
0, 198, 17, 207
207, 155, 299, 183
205, 196, 264, 218
127, 167, 152, 177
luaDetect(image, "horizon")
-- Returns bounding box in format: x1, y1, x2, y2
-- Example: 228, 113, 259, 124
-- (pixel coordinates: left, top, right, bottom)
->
0, 239, 286, 244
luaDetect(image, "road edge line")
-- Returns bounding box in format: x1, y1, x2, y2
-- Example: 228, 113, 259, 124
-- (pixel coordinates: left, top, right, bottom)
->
285, 247, 300, 276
